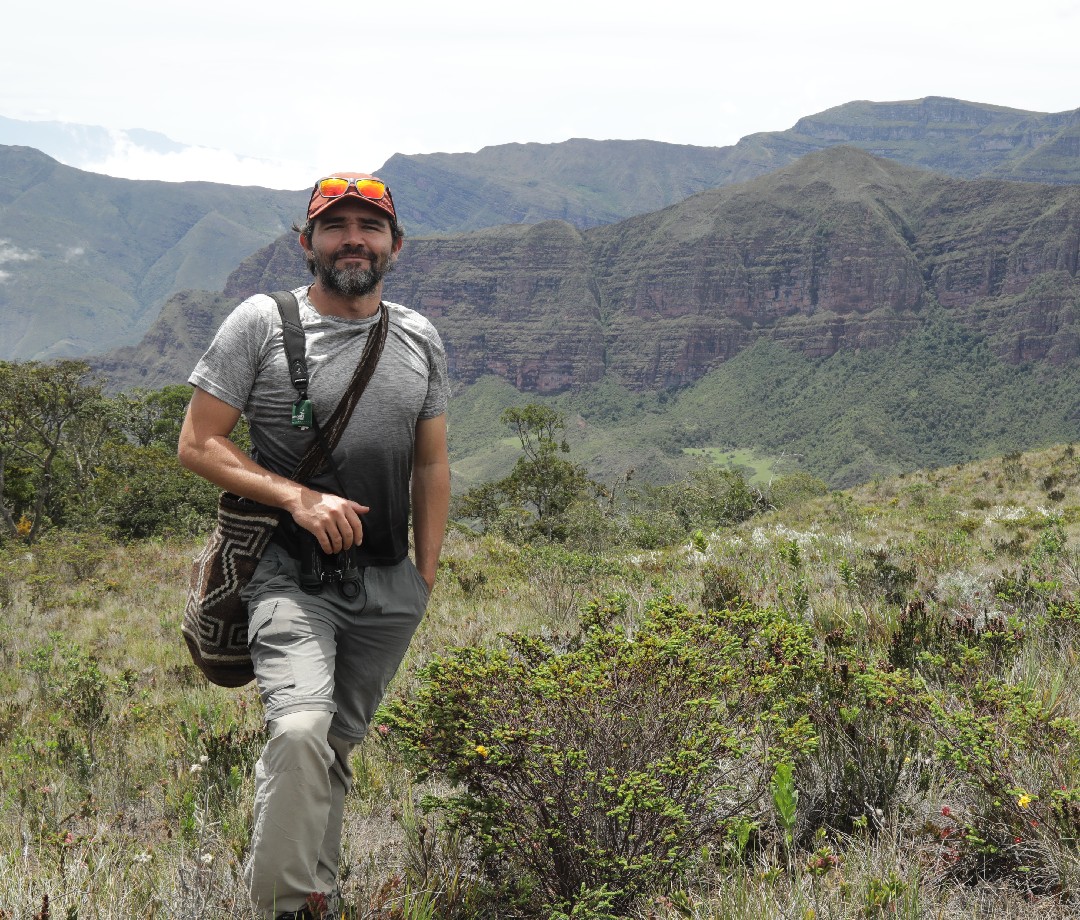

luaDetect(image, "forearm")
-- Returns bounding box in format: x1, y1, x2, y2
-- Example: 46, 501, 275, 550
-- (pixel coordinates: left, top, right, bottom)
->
411, 458, 450, 589
179, 430, 310, 515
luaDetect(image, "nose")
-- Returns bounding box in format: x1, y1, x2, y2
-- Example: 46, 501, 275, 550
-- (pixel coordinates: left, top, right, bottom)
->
340, 220, 367, 246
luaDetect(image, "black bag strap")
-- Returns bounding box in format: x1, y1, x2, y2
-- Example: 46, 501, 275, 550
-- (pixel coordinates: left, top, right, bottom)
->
268, 290, 388, 485
272, 290, 310, 401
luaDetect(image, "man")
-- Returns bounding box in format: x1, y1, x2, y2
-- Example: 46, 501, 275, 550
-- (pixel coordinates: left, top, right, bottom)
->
178, 173, 450, 919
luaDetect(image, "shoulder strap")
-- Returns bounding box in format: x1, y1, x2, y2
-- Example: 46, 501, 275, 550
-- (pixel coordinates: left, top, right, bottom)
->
269, 290, 389, 484
269, 290, 310, 401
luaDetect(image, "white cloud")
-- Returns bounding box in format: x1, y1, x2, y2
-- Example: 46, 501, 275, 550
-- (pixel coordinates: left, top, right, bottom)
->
0, 240, 38, 264
63, 246, 85, 262
79, 132, 315, 190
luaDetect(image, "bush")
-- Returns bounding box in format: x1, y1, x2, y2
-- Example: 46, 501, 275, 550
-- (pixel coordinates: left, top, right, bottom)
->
646, 467, 764, 535
701, 562, 745, 611
767, 473, 829, 510
800, 649, 923, 836
94, 444, 218, 539
381, 595, 819, 917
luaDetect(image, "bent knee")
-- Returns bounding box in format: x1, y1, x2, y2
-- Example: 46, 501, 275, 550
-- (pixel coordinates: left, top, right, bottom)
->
261, 710, 334, 772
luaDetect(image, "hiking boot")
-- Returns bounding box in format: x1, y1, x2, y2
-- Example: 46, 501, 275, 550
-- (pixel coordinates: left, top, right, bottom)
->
275, 891, 335, 920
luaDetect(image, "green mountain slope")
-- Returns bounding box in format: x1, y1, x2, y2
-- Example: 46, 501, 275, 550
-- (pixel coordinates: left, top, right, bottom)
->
0, 145, 307, 361
432, 304, 1079, 493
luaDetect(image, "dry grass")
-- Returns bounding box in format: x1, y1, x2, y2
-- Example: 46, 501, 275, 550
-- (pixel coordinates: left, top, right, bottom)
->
0, 444, 1078, 918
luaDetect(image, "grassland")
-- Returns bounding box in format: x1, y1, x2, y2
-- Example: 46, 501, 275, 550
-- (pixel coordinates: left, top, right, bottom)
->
1, 444, 1079, 918
681, 448, 788, 485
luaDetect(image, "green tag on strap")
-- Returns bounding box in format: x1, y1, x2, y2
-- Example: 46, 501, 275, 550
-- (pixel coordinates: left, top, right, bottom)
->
291, 399, 313, 429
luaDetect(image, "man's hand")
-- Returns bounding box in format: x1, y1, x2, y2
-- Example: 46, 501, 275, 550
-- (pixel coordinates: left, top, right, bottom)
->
291, 490, 370, 555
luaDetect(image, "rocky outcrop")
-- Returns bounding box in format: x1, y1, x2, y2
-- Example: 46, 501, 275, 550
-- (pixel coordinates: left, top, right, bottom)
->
93, 289, 236, 391
99, 147, 1080, 392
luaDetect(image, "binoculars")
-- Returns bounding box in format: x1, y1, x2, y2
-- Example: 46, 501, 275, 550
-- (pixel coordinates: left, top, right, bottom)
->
299, 542, 365, 600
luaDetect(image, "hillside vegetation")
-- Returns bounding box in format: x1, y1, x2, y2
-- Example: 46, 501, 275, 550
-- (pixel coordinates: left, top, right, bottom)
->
1, 435, 1078, 918
445, 305, 1080, 492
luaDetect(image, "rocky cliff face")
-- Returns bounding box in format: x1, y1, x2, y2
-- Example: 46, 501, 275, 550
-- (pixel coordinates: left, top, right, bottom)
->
101, 147, 1080, 393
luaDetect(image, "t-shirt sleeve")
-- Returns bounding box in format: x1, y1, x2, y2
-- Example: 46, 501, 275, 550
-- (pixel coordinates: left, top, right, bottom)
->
420, 324, 450, 420
188, 297, 274, 411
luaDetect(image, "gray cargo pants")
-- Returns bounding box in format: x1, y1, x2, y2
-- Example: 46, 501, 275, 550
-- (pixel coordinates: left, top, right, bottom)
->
239, 541, 429, 917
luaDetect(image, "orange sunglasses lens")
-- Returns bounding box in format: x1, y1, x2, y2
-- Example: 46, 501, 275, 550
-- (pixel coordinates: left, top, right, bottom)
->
317, 177, 387, 200
318, 177, 350, 197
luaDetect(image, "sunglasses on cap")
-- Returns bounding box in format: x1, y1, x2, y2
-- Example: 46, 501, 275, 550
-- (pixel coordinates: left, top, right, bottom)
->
315, 176, 388, 201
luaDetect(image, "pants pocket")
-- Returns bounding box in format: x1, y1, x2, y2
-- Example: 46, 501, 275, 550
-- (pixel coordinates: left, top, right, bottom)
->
249, 600, 297, 699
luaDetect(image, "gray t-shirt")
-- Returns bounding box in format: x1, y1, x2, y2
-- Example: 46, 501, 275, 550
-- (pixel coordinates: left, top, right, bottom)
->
189, 286, 449, 565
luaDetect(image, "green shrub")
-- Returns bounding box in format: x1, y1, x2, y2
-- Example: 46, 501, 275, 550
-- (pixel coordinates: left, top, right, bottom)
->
381, 595, 819, 916
26, 636, 124, 784
767, 473, 829, 510
801, 649, 923, 836
910, 666, 1080, 891
701, 562, 745, 611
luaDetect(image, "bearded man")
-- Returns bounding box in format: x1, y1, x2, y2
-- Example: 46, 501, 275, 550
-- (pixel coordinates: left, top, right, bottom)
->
179, 173, 450, 919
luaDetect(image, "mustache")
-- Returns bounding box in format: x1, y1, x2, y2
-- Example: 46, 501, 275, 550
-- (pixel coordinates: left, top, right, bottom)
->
332, 245, 375, 261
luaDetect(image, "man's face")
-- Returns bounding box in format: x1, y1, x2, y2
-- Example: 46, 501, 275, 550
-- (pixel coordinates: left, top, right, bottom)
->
302, 198, 401, 297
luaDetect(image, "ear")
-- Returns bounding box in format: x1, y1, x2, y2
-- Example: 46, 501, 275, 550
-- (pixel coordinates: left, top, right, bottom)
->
298, 231, 313, 255
390, 235, 403, 260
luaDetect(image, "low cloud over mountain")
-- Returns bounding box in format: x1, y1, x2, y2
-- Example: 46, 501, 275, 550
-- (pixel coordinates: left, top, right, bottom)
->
0, 116, 311, 190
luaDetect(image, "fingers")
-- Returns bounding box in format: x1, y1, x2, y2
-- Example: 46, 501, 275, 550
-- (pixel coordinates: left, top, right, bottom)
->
299, 494, 370, 554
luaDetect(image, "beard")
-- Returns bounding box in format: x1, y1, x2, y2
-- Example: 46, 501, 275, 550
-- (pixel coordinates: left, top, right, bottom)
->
309, 246, 393, 297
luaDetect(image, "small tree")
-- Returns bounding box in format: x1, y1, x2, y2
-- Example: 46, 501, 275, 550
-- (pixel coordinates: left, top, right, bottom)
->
0, 361, 117, 542
456, 404, 600, 543
116, 384, 192, 450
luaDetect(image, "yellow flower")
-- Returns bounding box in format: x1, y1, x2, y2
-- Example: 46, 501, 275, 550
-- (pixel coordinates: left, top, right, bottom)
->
475, 745, 489, 758
1018, 793, 1033, 809
15, 514, 32, 537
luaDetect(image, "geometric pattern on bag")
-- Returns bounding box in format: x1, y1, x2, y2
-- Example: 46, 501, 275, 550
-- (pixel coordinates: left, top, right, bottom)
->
181, 492, 281, 687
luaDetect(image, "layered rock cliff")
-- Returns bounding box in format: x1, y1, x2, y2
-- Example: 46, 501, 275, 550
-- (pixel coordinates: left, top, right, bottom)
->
101, 147, 1080, 393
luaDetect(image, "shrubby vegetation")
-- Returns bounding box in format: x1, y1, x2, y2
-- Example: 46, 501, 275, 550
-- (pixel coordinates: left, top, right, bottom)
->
453, 404, 815, 553
447, 310, 1080, 492
0, 360, 218, 544
2, 360, 1080, 918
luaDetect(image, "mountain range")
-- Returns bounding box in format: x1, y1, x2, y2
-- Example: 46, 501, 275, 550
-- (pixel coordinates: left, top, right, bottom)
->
100, 141, 1080, 393
377, 96, 1080, 233
4, 96, 1080, 486
5, 96, 1080, 365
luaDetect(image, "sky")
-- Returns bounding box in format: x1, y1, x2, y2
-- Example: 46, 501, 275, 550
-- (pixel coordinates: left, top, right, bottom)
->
3, 0, 1079, 190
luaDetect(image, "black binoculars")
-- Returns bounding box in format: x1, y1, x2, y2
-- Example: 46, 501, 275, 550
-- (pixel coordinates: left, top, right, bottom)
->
299, 543, 365, 600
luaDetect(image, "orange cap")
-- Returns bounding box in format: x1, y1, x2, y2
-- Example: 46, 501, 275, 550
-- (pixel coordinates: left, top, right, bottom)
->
306, 172, 397, 222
